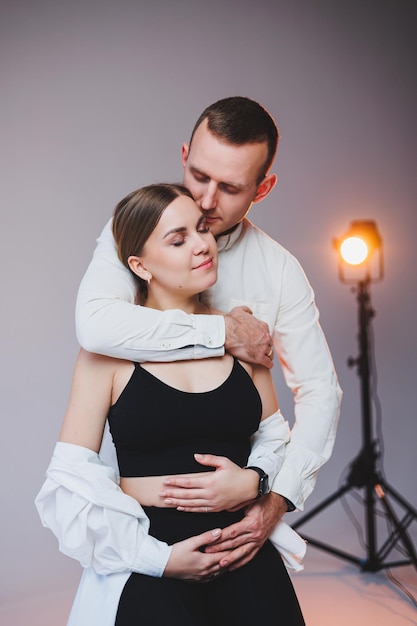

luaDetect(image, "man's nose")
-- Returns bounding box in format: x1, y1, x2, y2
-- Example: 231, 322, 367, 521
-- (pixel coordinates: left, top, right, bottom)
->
199, 182, 217, 211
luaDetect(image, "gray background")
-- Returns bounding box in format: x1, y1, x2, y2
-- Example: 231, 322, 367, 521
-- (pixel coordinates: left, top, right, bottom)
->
1, 0, 416, 609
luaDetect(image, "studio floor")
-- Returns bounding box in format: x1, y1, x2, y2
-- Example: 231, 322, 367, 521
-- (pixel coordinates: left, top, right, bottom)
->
1, 548, 416, 625
293, 548, 417, 625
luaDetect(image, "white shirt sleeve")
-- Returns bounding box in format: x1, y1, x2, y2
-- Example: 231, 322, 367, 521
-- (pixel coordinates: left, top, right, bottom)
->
269, 255, 343, 510
34, 442, 171, 577
75, 219, 225, 362
246, 410, 290, 481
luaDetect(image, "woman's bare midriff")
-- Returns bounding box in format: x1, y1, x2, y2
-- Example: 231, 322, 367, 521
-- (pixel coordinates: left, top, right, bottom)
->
120, 475, 176, 507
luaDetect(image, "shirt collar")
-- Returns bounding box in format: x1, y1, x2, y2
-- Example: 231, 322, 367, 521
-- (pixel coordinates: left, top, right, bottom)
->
216, 221, 245, 253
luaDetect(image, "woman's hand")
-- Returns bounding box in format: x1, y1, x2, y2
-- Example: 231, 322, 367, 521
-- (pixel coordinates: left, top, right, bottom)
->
159, 454, 259, 513
163, 528, 229, 582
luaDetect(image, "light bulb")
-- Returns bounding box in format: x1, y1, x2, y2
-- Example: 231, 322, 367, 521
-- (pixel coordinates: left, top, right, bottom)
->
340, 236, 368, 265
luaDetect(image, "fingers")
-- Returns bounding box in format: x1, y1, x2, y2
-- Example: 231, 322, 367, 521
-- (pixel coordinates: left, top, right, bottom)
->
193, 527, 222, 547
222, 544, 260, 571
160, 480, 214, 507
175, 502, 212, 512
209, 540, 259, 571
162, 493, 210, 509
224, 307, 274, 368
163, 472, 212, 488
261, 346, 274, 368
235, 305, 253, 315
194, 453, 227, 469
165, 529, 232, 581
204, 520, 250, 553
258, 354, 274, 369
162, 493, 218, 512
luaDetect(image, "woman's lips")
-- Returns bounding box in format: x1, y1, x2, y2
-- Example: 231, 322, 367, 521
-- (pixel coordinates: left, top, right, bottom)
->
194, 258, 214, 270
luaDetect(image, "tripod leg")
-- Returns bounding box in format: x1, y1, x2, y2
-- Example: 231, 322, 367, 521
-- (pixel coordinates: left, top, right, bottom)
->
374, 483, 417, 569
380, 479, 417, 518
292, 482, 352, 530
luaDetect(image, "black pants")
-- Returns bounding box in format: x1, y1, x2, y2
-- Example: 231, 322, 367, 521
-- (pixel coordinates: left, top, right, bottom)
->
116, 508, 305, 626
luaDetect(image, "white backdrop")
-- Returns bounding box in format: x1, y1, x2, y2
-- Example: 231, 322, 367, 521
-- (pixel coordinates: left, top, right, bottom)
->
1, 0, 416, 617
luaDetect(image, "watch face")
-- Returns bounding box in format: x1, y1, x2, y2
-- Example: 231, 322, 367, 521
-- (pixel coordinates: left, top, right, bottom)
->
245, 466, 269, 498
259, 474, 269, 496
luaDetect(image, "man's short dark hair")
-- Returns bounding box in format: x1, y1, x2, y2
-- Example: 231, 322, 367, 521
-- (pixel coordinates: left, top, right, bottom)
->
189, 96, 279, 183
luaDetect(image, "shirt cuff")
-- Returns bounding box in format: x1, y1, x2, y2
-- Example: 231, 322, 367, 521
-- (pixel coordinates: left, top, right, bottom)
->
271, 466, 304, 511
131, 535, 172, 577
190, 313, 225, 350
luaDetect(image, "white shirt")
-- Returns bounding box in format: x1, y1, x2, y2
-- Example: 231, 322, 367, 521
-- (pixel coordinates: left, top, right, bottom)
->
76, 217, 342, 508
35, 441, 306, 626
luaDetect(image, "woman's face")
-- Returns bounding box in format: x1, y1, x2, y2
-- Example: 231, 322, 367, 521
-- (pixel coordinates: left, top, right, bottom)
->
130, 195, 218, 304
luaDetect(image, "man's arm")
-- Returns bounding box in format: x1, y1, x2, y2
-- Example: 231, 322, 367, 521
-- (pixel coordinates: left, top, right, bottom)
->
76, 220, 272, 365
269, 255, 343, 510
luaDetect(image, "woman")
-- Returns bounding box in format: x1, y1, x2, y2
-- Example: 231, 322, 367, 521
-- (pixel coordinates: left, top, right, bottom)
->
36, 184, 305, 625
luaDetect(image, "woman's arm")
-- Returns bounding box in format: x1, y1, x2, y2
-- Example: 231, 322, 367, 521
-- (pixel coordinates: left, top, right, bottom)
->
58, 348, 115, 451
36, 349, 230, 580
35, 442, 229, 579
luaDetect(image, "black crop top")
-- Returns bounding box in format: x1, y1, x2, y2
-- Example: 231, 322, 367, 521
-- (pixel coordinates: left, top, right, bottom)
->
107, 358, 262, 478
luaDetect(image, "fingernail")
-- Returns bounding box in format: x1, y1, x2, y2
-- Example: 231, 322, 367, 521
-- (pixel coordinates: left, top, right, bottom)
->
212, 529, 221, 537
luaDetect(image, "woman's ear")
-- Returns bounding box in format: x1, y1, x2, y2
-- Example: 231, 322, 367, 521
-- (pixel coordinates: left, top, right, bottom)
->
253, 173, 277, 204
128, 256, 151, 283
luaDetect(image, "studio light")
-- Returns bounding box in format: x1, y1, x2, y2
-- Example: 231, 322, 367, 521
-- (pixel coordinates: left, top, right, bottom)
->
333, 219, 384, 284
293, 219, 417, 573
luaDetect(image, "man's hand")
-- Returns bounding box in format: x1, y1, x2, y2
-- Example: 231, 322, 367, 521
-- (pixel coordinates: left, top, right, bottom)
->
224, 306, 273, 368
204, 492, 288, 571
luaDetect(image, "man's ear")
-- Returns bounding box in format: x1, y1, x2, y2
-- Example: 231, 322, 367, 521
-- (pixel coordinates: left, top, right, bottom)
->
253, 173, 277, 204
181, 142, 189, 168
128, 256, 151, 282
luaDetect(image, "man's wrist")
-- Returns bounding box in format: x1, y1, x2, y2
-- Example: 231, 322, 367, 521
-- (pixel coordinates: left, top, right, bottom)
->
278, 494, 296, 512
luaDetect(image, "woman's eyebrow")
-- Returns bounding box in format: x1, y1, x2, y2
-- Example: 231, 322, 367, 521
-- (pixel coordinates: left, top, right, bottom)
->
163, 226, 187, 239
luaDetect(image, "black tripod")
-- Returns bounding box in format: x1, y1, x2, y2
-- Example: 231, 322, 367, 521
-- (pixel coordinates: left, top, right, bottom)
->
292, 279, 417, 572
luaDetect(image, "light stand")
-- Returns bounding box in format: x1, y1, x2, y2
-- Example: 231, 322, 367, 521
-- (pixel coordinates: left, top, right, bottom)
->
292, 222, 417, 572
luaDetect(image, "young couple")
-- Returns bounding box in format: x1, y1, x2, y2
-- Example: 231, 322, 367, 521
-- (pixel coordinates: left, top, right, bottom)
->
36, 96, 342, 625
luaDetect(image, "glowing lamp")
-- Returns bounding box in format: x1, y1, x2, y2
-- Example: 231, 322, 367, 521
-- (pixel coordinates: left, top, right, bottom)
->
333, 220, 383, 283
340, 237, 368, 265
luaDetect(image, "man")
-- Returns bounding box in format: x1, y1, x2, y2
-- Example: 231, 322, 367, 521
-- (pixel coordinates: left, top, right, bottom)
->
76, 96, 342, 572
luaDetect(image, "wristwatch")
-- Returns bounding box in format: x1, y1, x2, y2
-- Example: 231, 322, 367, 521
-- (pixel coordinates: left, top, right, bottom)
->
244, 466, 269, 499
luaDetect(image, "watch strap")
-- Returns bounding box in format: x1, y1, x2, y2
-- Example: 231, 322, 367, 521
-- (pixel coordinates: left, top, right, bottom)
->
244, 466, 269, 498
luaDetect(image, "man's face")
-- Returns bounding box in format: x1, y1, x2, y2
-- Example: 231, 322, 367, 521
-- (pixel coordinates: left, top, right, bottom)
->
182, 120, 273, 238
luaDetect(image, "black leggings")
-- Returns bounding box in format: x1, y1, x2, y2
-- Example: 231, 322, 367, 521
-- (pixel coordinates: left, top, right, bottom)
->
115, 508, 305, 626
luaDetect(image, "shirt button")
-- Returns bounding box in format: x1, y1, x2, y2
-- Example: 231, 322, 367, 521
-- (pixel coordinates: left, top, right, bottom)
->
162, 342, 171, 348
207, 337, 213, 345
